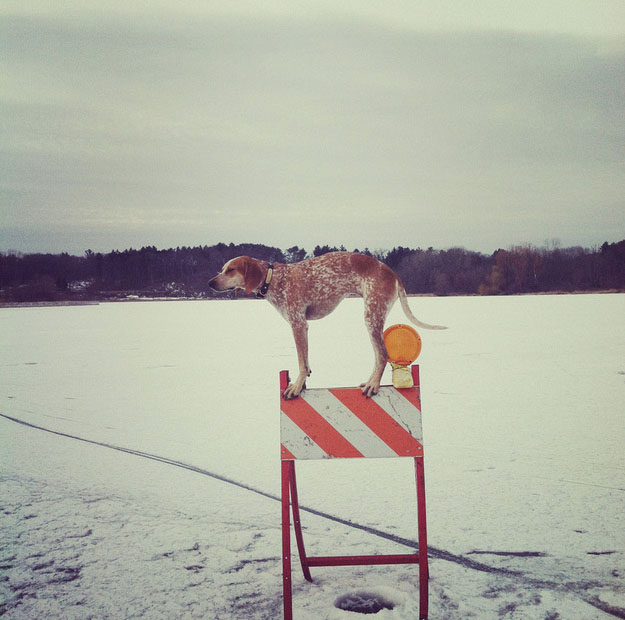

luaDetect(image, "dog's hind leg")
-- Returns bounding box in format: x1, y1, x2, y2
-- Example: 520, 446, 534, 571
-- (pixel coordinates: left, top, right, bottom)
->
360, 294, 393, 398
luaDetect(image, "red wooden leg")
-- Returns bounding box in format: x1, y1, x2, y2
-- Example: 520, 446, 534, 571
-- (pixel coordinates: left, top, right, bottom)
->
281, 461, 293, 620
288, 461, 313, 582
415, 457, 429, 619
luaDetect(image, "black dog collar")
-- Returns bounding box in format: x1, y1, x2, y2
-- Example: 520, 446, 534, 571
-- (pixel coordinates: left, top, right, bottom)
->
256, 263, 274, 298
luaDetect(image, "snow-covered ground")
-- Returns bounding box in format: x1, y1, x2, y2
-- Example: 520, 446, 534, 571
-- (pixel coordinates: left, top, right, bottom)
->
1, 294, 624, 619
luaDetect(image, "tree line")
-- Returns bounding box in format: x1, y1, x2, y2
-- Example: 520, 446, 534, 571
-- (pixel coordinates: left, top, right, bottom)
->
1, 240, 624, 302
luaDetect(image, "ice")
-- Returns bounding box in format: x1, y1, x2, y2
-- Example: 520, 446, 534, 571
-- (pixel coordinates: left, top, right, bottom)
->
1, 294, 624, 618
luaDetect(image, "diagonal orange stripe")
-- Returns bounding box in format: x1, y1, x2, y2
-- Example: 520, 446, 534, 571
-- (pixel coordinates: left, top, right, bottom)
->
330, 388, 423, 457
280, 444, 296, 460
281, 397, 363, 458
395, 384, 421, 410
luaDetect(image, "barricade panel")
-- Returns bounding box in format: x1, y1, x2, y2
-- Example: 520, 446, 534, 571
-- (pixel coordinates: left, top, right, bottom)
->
280, 384, 423, 460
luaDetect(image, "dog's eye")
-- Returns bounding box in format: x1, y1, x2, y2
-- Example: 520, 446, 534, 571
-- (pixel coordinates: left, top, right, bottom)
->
225, 268, 234, 274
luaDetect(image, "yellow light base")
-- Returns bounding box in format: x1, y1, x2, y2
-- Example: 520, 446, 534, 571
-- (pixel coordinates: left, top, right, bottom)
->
390, 362, 414, 388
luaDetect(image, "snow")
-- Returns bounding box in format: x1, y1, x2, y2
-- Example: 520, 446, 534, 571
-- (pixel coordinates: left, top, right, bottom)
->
1, 294, 624, 619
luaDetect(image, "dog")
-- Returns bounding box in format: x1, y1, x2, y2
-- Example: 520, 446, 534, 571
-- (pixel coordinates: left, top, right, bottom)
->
209, 251, 446, 399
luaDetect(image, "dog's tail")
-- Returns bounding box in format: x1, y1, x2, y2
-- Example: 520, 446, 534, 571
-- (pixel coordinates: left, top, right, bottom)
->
396, 281, 448, 330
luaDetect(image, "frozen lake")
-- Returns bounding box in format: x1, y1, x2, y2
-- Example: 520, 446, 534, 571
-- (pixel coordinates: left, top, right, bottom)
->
2, 294, 624, 618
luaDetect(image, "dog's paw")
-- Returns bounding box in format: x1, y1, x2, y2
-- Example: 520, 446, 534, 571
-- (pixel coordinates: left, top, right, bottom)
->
282, 382, 305, 400
282, 386, 297, 400
282, 374, 308, 400
359, 380, 380, 398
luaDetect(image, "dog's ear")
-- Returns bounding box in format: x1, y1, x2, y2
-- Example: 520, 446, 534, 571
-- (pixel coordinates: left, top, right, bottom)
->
243, 258, 263, 295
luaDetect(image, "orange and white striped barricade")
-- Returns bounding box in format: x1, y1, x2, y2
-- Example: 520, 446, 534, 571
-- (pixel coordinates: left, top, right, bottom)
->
280, 365, 428, 620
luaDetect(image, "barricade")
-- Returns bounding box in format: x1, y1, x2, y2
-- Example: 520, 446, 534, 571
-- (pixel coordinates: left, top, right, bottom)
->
280, 365, 428, 619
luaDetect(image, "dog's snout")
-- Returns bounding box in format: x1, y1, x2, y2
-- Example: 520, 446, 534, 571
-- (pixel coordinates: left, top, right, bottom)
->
208, 275, 220, 291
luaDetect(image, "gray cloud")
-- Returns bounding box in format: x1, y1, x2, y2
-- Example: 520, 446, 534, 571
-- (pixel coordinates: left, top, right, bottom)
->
1, 10, 624, 254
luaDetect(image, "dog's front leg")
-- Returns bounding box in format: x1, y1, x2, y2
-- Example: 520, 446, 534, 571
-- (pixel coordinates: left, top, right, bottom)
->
283, 319, 311, 400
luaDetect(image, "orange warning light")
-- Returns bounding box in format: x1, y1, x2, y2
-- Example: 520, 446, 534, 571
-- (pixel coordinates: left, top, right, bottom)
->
383, 324, 422, 365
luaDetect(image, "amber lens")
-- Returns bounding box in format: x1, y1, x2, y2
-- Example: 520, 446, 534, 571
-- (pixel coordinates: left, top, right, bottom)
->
383, 324, 422, 365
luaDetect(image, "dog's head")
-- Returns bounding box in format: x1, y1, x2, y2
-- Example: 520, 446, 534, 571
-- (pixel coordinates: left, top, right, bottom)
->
208, 256, 263, 295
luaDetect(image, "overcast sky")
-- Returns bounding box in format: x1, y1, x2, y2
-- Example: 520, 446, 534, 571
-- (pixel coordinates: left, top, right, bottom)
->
2, 1, 624, 255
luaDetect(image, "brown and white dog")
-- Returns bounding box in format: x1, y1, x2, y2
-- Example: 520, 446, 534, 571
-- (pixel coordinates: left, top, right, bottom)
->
209, 251, 446, 399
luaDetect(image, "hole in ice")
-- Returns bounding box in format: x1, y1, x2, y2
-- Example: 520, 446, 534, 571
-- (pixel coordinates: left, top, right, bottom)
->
334, 591, 395, 614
